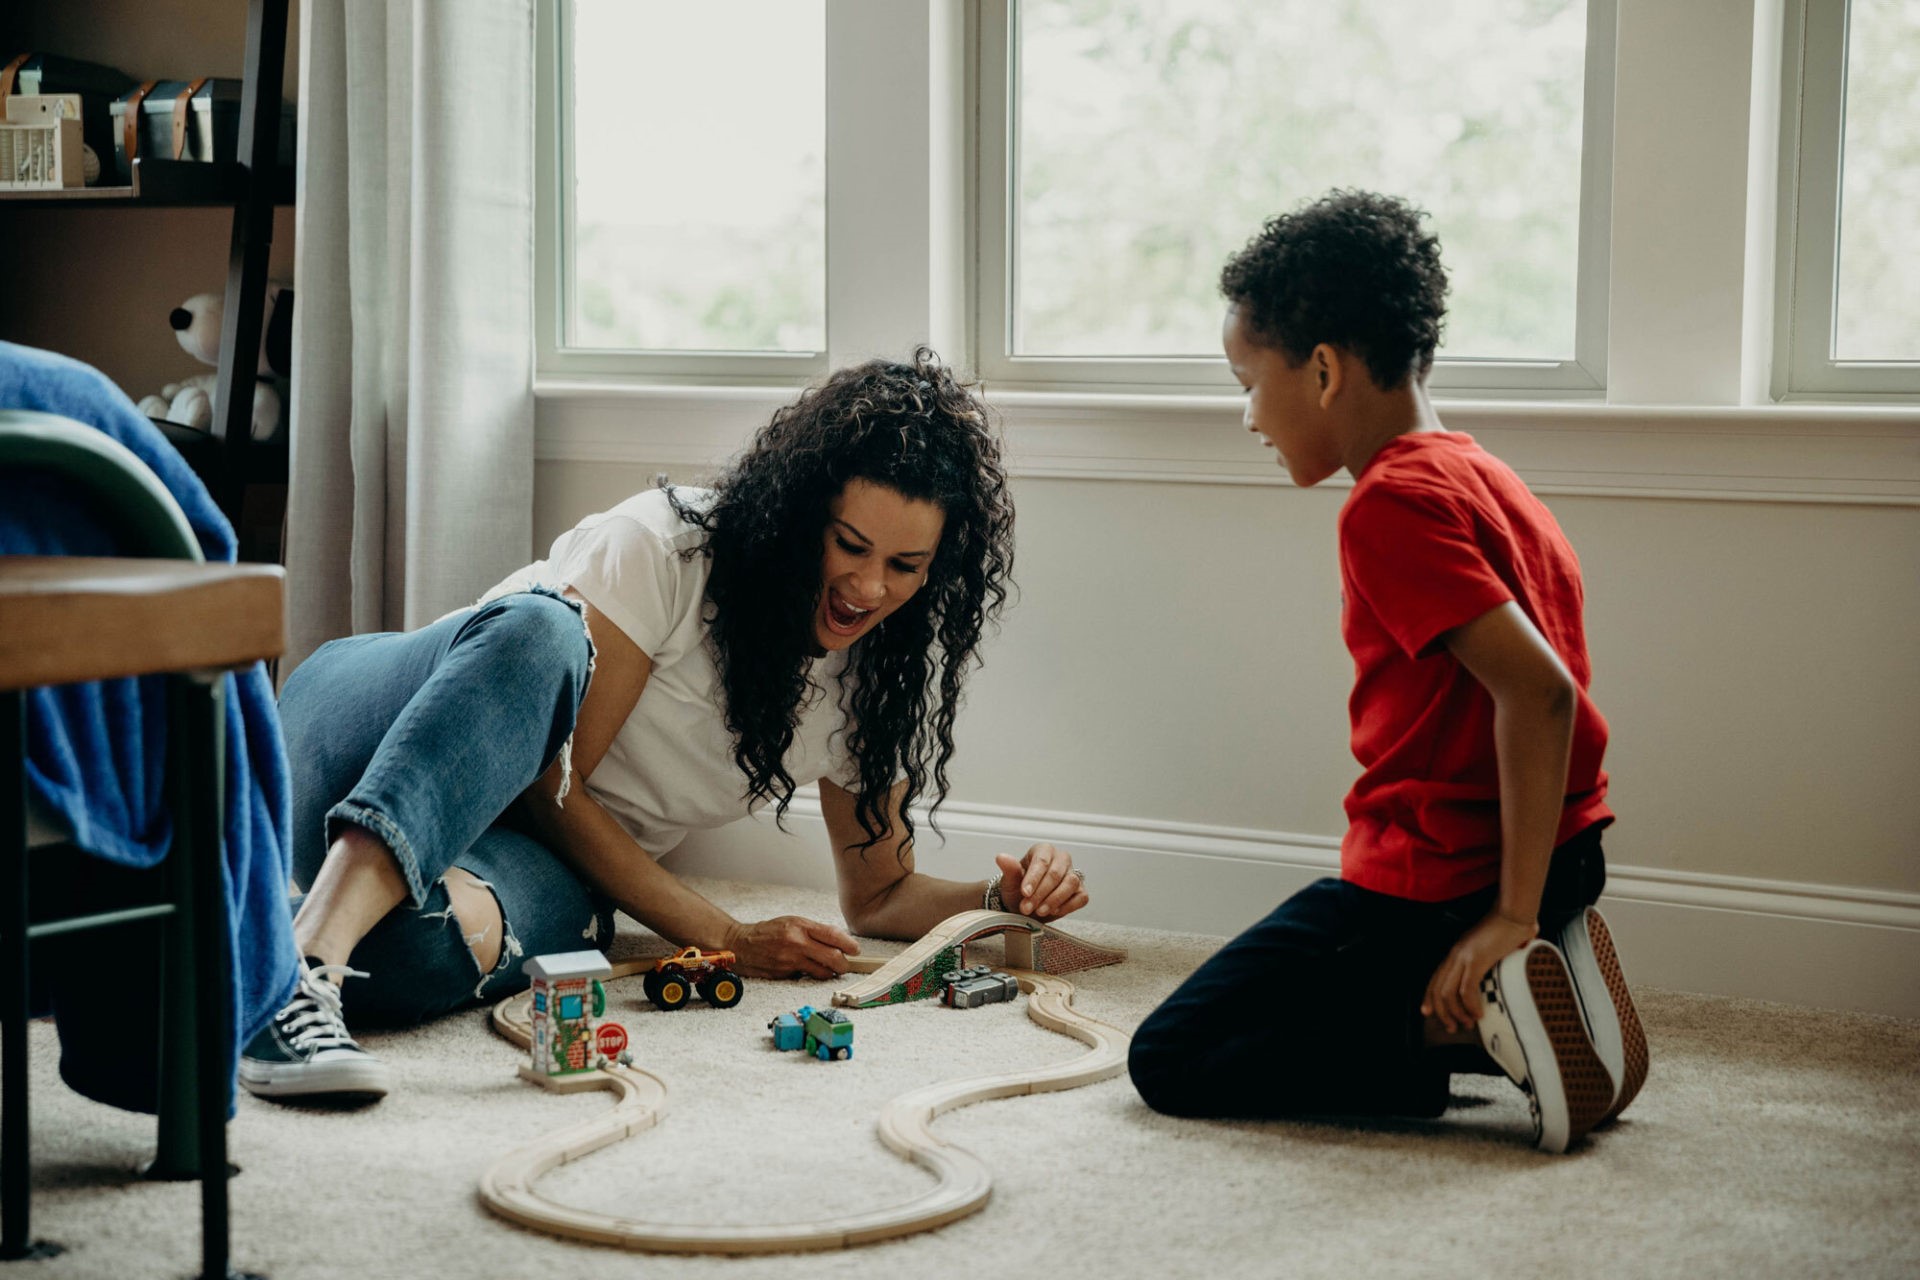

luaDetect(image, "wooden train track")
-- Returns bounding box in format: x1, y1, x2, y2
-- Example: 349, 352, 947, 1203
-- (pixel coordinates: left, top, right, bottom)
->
479, 914, 1129, 1254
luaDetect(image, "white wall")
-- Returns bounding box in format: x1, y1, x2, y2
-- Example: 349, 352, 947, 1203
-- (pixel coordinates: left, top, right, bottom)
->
528, 0, 1920, 1017
533, 429, 1920, 1018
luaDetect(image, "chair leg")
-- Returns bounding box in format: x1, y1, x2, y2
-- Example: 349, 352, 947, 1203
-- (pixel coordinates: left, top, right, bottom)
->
1, 693, 62, 1262
182, 676, 250, 1280
147, 685, 203, 1183
150, 677, 254, 1278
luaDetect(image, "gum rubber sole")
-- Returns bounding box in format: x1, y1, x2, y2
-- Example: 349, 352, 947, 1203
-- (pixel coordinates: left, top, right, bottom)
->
1526, 946, 1615, 1147
1584, 909, 1649, 1124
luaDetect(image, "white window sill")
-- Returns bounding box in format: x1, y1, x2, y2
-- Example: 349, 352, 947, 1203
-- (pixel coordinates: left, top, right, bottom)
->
534, 379, 1920, 507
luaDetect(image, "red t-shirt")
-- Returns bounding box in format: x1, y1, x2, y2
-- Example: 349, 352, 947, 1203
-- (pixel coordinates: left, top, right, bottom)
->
1337, 431, 1612, 902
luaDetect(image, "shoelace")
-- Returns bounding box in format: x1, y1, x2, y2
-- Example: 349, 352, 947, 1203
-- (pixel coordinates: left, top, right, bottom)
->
278, 963, 368, 1055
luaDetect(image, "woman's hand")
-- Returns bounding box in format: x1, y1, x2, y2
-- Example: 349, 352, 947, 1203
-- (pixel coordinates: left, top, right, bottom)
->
723, 916, 861, 980
1421, 910, 1539, 1034
995, 843, 1089, 922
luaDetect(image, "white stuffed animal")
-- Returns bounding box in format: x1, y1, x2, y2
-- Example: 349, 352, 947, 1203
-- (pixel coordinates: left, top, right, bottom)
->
134, 283, 292, 443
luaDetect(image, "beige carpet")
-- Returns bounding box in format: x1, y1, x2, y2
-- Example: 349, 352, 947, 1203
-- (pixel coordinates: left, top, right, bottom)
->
17, 876, 1920, 1279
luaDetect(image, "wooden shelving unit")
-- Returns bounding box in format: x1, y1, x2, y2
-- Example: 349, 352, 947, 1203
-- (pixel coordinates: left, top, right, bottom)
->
1, 156, 294, 208
1, 0, 294, 562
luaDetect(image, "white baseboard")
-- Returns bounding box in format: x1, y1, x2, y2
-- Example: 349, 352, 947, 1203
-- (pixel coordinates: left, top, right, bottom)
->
666, 796, 1920, 1020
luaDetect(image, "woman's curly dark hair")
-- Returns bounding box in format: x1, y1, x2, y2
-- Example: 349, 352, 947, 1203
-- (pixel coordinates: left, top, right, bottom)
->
1219, 189, 1449, 390
666, 347, 1014, 855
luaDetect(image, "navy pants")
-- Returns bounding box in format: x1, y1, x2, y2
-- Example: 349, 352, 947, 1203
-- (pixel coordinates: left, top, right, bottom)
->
1128, 826, 1607, 1120
278, 591, 615, 1028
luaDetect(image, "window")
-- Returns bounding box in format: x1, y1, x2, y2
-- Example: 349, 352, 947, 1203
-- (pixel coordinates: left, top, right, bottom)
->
538, 0, 828, 381
1779, 0, 1920, 395
977, 0, 1617, 394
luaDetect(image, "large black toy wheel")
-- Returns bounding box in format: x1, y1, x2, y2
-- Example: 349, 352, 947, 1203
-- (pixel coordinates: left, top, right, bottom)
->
642, 971, 664, 1006
651, 969, 693, 1011
700, 970, 744, 1009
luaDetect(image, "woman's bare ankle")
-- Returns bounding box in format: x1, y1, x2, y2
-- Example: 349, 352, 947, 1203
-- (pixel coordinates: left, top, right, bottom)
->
292, 821, 410, 978
330, 823, 396, 866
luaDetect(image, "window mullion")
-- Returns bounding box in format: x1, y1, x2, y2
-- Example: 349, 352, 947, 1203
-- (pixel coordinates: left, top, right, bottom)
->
825, 1, 967, 371
1572, 0, 1619, 390
534, 0, 564, 374
1786, 0, 1849, 392
1605, 0, 1770, 403
975, 1, 1014, 385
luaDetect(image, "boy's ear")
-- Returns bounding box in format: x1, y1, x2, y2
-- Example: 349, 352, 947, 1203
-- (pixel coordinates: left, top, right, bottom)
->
1311, 344, 1343, 409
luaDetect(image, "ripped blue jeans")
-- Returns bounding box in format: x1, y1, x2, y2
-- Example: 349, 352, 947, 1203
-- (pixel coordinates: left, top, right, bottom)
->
278, 590, 615, 1028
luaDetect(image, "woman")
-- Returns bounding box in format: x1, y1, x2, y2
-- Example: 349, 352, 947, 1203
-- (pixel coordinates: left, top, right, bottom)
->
241, 349, 1089, 1102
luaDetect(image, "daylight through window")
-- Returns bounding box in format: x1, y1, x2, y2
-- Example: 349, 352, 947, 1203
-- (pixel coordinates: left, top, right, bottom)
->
564, 0, 825, 355
1011, 0, 1595, 363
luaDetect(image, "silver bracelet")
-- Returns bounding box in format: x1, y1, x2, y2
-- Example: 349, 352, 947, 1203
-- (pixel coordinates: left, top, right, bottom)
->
983, 872, 1004, 913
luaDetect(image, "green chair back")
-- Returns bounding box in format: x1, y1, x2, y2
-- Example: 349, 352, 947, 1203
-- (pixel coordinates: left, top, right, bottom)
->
0, 409, 201, 562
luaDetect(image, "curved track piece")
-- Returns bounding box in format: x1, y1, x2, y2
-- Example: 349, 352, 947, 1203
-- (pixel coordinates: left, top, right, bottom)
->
833, 910, 1126, 1009
479, 930, 1129, 1254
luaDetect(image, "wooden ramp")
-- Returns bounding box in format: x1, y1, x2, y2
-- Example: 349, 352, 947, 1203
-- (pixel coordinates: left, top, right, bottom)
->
479, 913, 1130, 1254
832, 910, 1127, 1009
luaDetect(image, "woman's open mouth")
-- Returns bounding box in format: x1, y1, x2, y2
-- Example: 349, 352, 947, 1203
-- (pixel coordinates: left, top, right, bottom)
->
823, 589, 875, 637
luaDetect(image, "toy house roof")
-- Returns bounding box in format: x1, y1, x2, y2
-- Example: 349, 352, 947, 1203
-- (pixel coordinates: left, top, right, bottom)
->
524, 950, 612, 981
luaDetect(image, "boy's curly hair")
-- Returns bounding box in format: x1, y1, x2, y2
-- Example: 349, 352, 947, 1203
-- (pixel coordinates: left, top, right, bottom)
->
666, 347, 1014, 855
1220, 189, 1449, 390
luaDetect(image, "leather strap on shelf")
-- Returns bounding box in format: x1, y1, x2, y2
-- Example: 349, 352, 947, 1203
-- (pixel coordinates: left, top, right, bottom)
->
0, 53, 29, 101
124, 79, 158, 162
171, 77, 209, 160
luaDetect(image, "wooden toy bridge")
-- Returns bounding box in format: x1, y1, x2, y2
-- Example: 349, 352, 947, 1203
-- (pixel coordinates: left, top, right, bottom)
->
831, 909, 1126, 1009
479, 910, 1130, 1254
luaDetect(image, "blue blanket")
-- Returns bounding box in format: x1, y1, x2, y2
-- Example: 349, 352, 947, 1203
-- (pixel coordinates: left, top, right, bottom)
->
0, 341, 298, 1115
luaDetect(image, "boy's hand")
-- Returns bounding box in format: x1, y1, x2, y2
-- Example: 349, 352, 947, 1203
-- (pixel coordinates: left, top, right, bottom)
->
1421, 911, 1539, 1034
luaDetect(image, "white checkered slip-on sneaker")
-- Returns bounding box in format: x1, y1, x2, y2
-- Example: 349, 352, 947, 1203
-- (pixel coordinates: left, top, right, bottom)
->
1557, 906, 1649, 1125
1478, 940, 1615, 1153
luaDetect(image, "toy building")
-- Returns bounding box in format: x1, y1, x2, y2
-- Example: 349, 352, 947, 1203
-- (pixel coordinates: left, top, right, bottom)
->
521, 950, 628, 1090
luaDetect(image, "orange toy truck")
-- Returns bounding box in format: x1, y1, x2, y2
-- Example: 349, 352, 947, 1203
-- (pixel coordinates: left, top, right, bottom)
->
643, 946, 745, 1011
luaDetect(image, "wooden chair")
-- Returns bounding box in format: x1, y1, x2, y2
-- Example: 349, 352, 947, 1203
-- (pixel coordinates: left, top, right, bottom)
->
0, 408, 283, 1278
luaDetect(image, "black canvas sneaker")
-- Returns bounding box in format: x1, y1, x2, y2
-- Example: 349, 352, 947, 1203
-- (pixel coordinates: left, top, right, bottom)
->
1477, 939, 1615, 1153
1557, 906, 1649, 1125
238, 958, 392, 1102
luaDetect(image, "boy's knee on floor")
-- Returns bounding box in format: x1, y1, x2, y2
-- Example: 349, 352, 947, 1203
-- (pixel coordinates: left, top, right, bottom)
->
1127, 1028, 1191, 1116
443, 868, 505, 973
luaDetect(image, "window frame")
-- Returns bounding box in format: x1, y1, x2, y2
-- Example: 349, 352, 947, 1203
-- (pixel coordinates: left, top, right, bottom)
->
532, 0, 831, 385
972, 0, 1618, 398
1775, 0, 1920, 399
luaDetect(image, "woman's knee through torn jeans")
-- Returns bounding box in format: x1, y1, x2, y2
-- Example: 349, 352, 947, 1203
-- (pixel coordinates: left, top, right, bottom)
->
278, 589, 616, 1027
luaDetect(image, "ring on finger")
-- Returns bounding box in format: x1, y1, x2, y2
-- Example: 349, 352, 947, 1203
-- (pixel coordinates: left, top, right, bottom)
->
1069, 867, 1086, 885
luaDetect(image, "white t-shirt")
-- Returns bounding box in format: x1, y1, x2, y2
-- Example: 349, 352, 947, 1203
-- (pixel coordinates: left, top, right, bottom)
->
482, 487, 859, 855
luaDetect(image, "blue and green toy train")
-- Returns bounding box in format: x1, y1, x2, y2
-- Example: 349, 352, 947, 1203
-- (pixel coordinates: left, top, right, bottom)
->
768, 1005, 855, 1061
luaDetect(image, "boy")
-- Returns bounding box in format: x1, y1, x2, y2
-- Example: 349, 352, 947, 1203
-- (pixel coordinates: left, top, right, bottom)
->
1128, 190, 1647, 1152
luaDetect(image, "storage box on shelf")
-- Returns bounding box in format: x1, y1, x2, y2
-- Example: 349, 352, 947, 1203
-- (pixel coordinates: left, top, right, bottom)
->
0, 53, 132, 183
109, 78, 293, 176
0, 95, 90, 191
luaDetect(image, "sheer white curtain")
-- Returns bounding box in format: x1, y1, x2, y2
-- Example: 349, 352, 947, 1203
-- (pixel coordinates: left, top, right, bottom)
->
286, 0, 535, 670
